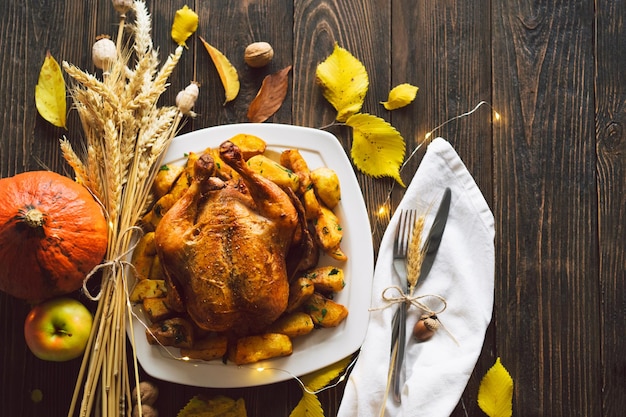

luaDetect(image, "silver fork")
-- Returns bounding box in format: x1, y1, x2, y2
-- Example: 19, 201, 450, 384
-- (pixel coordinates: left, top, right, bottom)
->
389, 209, 417, 403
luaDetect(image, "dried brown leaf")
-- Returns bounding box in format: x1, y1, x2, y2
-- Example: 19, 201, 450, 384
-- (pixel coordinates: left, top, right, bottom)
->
247, 65, 292, 123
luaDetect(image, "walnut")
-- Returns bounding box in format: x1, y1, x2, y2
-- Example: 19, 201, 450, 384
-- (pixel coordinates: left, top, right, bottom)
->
244, 42, 274, 68
132, 404, 158, 417
131, 381, 159, 406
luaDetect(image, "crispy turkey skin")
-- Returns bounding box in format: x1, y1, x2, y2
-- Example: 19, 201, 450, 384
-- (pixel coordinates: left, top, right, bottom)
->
155, 141, 299, 335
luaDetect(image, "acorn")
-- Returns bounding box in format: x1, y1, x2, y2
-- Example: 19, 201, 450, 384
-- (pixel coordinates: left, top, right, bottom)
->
413, 314, 440, 342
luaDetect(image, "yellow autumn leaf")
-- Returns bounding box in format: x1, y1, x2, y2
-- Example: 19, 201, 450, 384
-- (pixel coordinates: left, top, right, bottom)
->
346, 113, 406, 186
171, 5, 198, 47
35, 51, 66, 128
380, 83, 419, 110
177, 395, 247, 417
316, 43, 368, 122
199, 36, 240, 104
477, 357, 514, 417
301, 356, 352, 391
289, 356, 351, 417
289, 391, 324, 417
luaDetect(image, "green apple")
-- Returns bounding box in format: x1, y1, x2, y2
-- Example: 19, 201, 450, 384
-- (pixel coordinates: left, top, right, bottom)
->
24, 297, 93, 362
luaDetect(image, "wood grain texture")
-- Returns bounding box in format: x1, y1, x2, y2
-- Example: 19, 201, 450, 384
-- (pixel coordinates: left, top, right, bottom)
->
595, 1, 626, 416
1, 0, 623, 416
390, 3, 495, 416
292, 0, 392, 250
492, 0, 600, 415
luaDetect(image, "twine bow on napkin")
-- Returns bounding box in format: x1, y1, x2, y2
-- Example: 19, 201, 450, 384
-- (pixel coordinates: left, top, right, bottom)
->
337, 137, 495, 417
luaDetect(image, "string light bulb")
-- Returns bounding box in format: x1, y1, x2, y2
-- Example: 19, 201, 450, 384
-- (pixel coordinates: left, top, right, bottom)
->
377, 204, 389, 218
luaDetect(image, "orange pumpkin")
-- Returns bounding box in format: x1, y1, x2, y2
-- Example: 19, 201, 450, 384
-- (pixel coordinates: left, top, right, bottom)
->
0, 171, 108, 302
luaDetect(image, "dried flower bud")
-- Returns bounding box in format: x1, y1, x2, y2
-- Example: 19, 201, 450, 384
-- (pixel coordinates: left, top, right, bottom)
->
92, 36, 117, 71
112, 0, 133, 15
176, 82, 200, 116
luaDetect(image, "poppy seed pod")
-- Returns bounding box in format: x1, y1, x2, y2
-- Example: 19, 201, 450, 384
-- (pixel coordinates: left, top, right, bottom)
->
112, 0, 133, 15
176, 82, 200, 116
92, 36, 117, 71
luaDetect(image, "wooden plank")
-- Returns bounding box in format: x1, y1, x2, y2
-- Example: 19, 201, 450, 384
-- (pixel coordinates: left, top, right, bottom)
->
290, 1, 390, 412
492, 0, 600, 415
595, 1, 626, 416
0, 0, 100, 176
291, 0, 393, 251
392, 1, 494, 191
133, 3, 303, 416
185, 0, 295, 129
390, 2, 494, 415
0, 1, 102, 415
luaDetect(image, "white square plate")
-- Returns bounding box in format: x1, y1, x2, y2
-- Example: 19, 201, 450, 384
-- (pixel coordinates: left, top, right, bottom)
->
128, 123, 374, 388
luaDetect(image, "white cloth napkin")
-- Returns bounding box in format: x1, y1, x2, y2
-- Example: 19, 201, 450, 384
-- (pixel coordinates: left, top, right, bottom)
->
337, 137, 495, 417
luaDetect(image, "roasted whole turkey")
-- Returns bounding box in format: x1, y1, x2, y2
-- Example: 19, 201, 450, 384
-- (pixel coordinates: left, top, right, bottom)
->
155, 141, 308, 336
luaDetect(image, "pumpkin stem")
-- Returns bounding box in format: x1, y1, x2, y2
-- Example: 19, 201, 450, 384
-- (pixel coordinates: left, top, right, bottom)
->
22, 208, 46, 228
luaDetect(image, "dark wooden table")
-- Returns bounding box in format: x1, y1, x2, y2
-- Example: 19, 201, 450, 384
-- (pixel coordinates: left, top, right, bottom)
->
1, 0, 624, 416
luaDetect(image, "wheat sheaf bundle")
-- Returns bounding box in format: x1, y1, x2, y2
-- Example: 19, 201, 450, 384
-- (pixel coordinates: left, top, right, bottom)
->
60, 2, 187, 416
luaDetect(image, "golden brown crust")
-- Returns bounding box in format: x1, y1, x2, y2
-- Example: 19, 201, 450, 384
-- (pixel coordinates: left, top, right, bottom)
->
155, 142, 298, 335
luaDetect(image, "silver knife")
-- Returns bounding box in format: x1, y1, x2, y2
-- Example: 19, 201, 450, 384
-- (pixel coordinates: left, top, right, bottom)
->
391, 187, 451, 402
416, 187, 451, 288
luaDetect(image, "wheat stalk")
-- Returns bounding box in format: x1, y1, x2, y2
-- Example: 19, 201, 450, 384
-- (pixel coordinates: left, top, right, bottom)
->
61, 2, 185, 416
407, 215, 426, 296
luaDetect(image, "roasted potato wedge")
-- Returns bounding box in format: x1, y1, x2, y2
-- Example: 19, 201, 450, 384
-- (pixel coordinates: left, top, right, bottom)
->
327, 245, 348, 262
280, 149, 311, 194
180, 335, 228, 362
146, 317, 194, 348
313, 205, 345, 258
148, 255, 166, 281
142, 192, 182, 231
302, 188, 322, 220
268, 312, 314, 338
131, 232, 157, 280
129, 279, 167, 303
152, 164, 185, 200
246, 154, 299, 192
142, 296, 174, 322
228, 333, 293, 365
310, 167, 341, 209
304, 266, 345, 293
228, 133, 267, 160
286, 277, 315, 313
303, 293, 349, 328
168, 153, 197, 198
